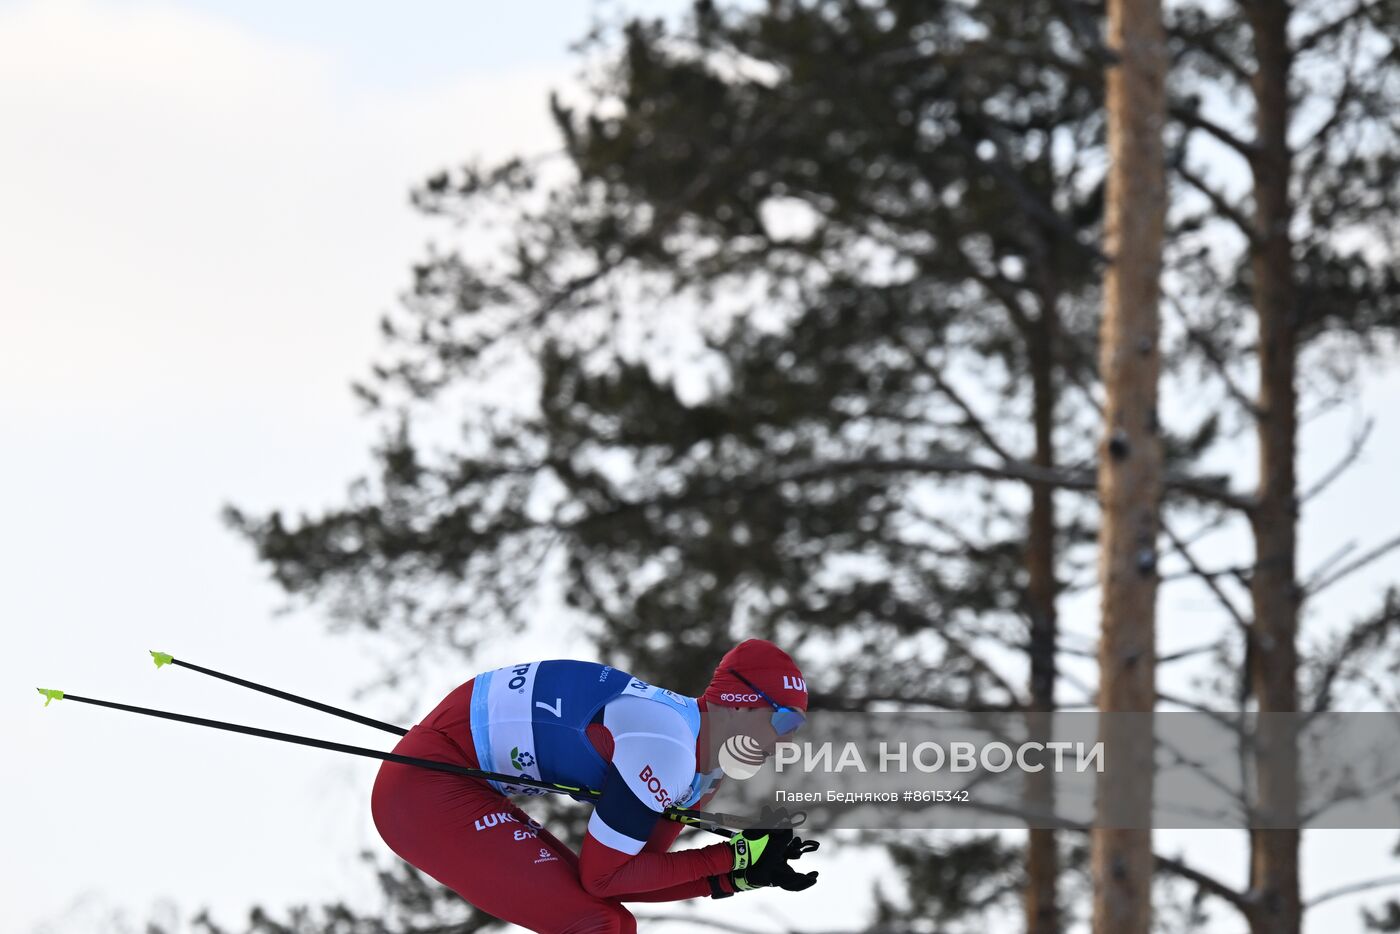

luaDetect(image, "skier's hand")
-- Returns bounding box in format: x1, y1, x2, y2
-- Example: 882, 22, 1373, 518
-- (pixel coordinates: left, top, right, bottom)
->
771, 859, 820, 892
767, 835, 819, 890
726, 825, 793, 890
725, 810, 819, 891
713, 808, 820, 894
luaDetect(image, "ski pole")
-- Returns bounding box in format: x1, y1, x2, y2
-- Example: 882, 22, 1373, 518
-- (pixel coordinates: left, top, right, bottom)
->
143, 650, 806, 831
147, 650, 406, 735
35, 688, 757, 835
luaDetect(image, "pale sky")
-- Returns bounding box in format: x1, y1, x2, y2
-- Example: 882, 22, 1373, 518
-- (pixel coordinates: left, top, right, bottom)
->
3, 2, 1400, 933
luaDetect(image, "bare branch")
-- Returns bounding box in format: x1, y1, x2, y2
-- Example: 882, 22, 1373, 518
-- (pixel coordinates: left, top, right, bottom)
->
1301, 419, 1374, 504
926, 366, 1022, 465
1160, 642, 1225, 665
1174, 505, 1239, 549
1308, 603, 1400, 713
1301, 757, 1400, 826
1165, 293, 1262, 418
1173, 160, 1260, 246
1167, 20, 1254, 84
1062, 357, 1106, 417
1053, 0, 1115, 65
947, 236, 1038, 335
1156, 689, 1249, 739
940, 627, 1026, 709
1305, 874, 1400, 910
1293, 0, 1385, 57
1306, 533, 1400, 598
1160, 563, 1251, 583
1050, 662, 1099, 709
1162, 521, 1253, 632
1296, 64, 1360, 161
889, 329, 1021, 464
1171, 104, 1260, 161
946, 131, 1106, 262
1156, 853, 1252, 911
1155, 736, 1249, 820
1302, 541, 1358, 592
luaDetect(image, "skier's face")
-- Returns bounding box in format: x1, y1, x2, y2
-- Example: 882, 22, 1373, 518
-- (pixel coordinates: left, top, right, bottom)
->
750, 718, 788, 757
708, 705, 794, 757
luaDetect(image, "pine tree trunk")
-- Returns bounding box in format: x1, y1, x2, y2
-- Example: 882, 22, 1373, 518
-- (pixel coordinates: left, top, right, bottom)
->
1245, 2, 1301, 931
1092, 0, 1166, 930
1025, 304, 1060, 934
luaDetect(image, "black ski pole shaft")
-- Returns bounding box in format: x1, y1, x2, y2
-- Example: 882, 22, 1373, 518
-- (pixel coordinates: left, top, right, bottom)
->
148, 651, 406, 736
36, 688, 740, 835
141, 652, 789, 833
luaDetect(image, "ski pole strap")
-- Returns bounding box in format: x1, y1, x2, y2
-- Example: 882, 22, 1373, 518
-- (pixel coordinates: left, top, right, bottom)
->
42, 689, 749, 835
149, 651, 408, 736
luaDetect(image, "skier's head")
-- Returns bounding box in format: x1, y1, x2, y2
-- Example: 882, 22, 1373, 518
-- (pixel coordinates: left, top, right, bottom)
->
703, 639, 807, 744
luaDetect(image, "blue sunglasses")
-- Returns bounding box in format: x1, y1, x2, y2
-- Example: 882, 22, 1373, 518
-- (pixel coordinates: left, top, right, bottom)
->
728, 669, 807, 736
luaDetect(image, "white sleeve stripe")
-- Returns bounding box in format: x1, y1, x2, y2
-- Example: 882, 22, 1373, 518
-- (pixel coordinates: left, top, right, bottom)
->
588, 810, 647, 855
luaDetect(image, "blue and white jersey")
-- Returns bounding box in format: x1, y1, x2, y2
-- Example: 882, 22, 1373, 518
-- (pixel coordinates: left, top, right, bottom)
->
469, 660, 723, 854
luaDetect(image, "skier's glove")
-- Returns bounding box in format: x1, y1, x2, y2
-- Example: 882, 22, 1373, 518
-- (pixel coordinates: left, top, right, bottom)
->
747, 806, 817, 864
725, 808, 820, 892
771, 859, 820, 892
726, 825, 793, 890
768, 835, 819, 890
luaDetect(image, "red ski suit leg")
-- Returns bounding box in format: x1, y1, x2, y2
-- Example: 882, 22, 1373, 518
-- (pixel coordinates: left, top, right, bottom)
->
372, 721, 637, 934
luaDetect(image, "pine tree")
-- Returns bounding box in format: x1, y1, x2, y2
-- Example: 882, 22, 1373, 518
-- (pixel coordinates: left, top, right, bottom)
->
1152, 1, 1400, 930
1090, 0, 1167, 931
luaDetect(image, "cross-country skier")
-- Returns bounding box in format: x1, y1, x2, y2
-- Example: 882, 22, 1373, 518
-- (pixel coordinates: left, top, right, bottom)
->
371, 638, 818, 934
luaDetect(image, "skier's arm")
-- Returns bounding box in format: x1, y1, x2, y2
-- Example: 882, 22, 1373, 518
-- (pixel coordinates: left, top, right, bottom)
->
640, 814, 686, 855
578, 763, 733, 899
640, 785, 719, 854
618, 875, 735, 902
584, 810, 818, 900
580, 828, 735, 899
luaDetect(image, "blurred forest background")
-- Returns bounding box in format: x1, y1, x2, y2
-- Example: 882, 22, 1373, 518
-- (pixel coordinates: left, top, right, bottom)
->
13, 0, 1400, 932
219, 0, 1400, 931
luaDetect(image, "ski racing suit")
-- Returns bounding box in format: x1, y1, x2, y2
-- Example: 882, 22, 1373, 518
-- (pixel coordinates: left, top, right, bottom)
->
371, 660, 735, 934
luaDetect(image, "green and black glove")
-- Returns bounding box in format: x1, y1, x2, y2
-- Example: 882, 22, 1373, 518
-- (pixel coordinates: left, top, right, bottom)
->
771, 836, 820, 891
726, 824, 793, 890
712, 808, 820, 894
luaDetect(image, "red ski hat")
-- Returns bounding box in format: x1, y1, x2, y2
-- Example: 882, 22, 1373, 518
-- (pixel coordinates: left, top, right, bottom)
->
703, 639, 808, 711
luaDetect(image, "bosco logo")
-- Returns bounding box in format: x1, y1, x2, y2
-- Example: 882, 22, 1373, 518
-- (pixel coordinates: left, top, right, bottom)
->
637, 764, 673, 808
